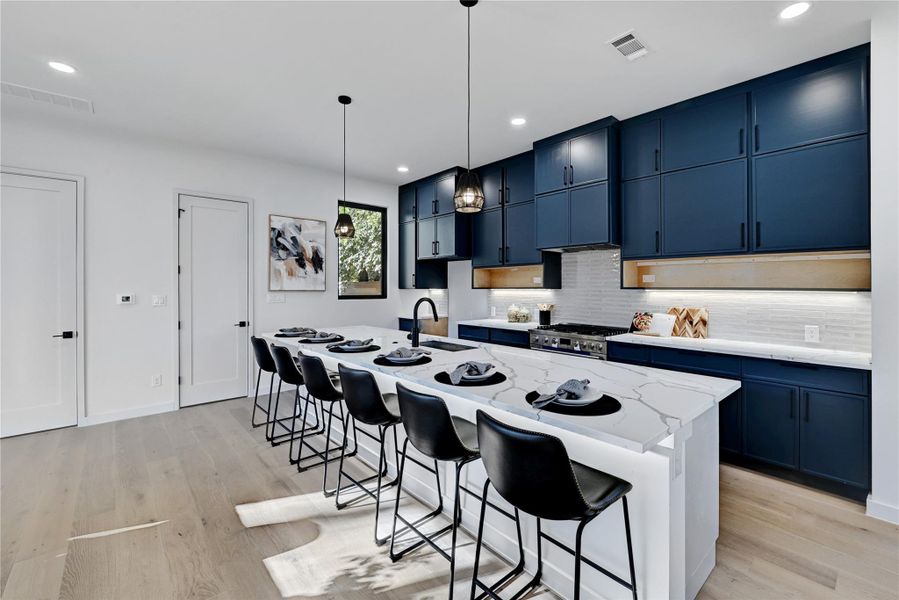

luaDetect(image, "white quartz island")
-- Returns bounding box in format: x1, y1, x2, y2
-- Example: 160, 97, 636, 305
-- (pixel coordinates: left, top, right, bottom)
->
265, 326, 740, 600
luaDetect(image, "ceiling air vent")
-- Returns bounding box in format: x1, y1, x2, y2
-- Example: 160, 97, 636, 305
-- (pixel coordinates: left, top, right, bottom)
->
608, 31, 649, 61
1, 82, 94, 114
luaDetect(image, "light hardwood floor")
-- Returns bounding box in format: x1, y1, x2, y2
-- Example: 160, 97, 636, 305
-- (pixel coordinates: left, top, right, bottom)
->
1, 396, 897, 600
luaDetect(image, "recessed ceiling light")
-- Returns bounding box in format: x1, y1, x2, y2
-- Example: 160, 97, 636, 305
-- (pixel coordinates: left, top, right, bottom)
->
780, 2, 810, 19
397, 165, 409, 173
48, 61, 77, 74
510, 117, 527, 126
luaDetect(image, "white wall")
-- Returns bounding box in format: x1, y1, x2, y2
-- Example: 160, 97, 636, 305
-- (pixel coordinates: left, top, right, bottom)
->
1, 113, 410, 425
868, 4, 899, 524
487, 249, 873, 353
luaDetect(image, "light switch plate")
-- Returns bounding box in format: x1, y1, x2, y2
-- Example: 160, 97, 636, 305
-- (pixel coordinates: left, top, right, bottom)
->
804, 325, 820, 343
150, 374, 162, 387
152, 295, 166, 307
267, 293, 286, 304
642, 274, 656, 283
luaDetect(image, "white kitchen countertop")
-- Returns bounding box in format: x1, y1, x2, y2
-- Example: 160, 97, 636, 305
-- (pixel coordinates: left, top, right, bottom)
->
606, 333, 872, 370
264, 326, 739, 453
457, 318, 537, 332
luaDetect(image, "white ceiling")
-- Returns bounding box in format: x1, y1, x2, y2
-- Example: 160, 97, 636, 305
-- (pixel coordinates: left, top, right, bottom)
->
0, 1, 878, 184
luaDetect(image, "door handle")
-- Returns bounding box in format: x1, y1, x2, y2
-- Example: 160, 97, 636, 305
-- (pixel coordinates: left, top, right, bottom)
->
754, 125, 760, 151
569, 165, 574, 185
563, 166, 568, 186
654, 149, 660, 172
234, 321, 248, 327
739, 128, 745, 154
52, 331, 74, 339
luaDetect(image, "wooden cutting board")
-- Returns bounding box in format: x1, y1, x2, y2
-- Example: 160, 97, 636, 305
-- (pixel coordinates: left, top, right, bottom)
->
667, 307, 709, 339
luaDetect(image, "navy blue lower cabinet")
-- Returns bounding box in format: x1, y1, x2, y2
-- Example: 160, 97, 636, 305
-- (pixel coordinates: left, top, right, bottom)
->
662, 159, 748, 256
471, 208, 503, 267
490, 328, 530, 348
743, 380, 799, 469
720, 390, 743, 455
535, 190, 569, 249
569, 182, 610, 246
458, 324, 490, 342
621, 177, 660, 258
799, 389, 869, 488
752, 135, 869, 252
504, 201, 541, 265
607, 341, 651, 366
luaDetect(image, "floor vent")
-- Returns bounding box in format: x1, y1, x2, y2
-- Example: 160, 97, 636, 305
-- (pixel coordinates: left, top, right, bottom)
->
608, 31, 649, 61
1, 82, 94, 114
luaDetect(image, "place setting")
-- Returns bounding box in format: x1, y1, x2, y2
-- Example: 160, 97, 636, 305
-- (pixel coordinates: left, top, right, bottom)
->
275, 327, 345, 344
434, 361, 507, 387
326, 337, 381, 353
525, 379, 622, 416
373, 346, 432, 367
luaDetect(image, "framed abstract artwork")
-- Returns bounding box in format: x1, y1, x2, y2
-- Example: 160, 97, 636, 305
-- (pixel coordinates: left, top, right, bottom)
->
268, 215, 326, 291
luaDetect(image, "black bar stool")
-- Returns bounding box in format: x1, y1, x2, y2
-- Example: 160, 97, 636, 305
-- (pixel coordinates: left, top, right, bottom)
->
389, 383, 482, 599
470, 410, 638, 600
333, 363, 409, 545
269, 345, 323, 448
296, 354, 357, 496
249, 336, 284, 436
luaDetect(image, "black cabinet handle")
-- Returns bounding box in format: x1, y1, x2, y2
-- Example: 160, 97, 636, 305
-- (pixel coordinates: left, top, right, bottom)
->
654, 148, 660, 172
739, 128, 745, 154
433, 199, 438, 214
432, 240, 436, 255
755, 221, 761, 247
505, 246, 510, 262
569, 165, 574, 185
789, 388, 795, 419
655, 230, 660, 253
234, 321, 248, 327
435, 240, 440, 255
754, 125, 760, 151
499, 187, 504, 205
498, 247, 503, 263
563, 166, 568, 186
52, 331, 74, 339
804, 391, 810, 422
740, 222, 745, 248
505, 186, 511, 204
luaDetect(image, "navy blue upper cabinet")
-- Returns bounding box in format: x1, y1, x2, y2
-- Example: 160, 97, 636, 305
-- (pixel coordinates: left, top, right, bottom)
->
399, 221, 416, 288
417, 217, 436, 259
478, 163, 504, 211
569, 183, 610, 246
503, 152, 535, 205
416, 179, 436, 217
621, 177, 660, 258
471, 208, 503, 268
569, 129, 608, 186
504, 201, 540, 265
435, 172, 457, 216
399, 184, 416, 223
752, 58, 868, 155
621, 119, 660, 180
662, 94, 748, 171
535, 190, 569, 249
434, 214, 458, 258
753, 135, 869, 252
534, 140, 570, 195
662, 159, 748, 256
800, 389, 869, 488
743, 380, 799, 469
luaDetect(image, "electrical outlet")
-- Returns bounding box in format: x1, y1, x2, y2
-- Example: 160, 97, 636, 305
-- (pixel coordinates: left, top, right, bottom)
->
150, 374, 162, 387
804, 325, 820, 343
152, 295, 166, 307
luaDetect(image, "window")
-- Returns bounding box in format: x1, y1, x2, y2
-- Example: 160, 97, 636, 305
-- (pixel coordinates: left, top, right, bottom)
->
337, 202, 387, 299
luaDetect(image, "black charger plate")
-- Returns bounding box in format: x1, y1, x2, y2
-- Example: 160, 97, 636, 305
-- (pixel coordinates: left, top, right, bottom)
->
373, 356, 432, 367
434, 371, 507, 387
298, 334, 344, 344
328, 344, 381, 354
524, 391, 622, 416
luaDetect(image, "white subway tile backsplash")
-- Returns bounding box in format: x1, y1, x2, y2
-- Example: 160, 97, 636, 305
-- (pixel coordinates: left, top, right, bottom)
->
485, 249, 871, 353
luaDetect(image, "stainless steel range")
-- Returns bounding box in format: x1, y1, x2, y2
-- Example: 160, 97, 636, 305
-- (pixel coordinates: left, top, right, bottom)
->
528, 323, 629, 360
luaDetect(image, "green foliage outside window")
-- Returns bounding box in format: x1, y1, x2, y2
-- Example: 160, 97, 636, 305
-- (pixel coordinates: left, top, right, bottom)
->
338, 205, 385, 297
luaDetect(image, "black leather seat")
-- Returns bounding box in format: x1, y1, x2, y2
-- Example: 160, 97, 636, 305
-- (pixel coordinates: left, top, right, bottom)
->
389, 384, 480, 599
267, 344, 322, 449
471, 410, 638, 600
250, 337, 281, 434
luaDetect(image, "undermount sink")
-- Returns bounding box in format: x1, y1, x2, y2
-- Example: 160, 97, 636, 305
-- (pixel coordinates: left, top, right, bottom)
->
418, 340, 476, 352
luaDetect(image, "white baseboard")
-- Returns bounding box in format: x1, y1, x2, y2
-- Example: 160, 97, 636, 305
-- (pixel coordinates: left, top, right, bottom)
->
867, 494, 899, 524
79, 401, 176, 427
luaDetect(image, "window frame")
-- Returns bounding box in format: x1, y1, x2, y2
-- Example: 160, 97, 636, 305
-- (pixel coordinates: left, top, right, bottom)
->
337, 201, 388, 300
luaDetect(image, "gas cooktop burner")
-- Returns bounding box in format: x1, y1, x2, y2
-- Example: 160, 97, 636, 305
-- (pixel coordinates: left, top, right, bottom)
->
536, 323, 629, 337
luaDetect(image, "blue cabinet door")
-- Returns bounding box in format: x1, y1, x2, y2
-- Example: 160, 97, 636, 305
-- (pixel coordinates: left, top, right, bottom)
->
621, 119, 660, 180
399, 221, 416, 288
569, 182, 609, 246
435, 173, 457, 216
662, 159, 748, 256
458, 324, 489, 342
417, 217, 436, 259
535, 190, 569, 249
752, 59, 868, 154
478, 163, 504, 211
800, 389, 869, 488
743, 380, 798, 469
621, 177, 661, 258
434, 214, 456, 258
569, 129, 608, 186
504, 201, 540, 265
471, 208, 503, 267
503, 152, 535, 205
662, 93, 748, 171
534, 140, 570, 195
416, 179, 436, 217
399, 185, 416, 223
720, 390, 743, 455
752, 136, 869, 252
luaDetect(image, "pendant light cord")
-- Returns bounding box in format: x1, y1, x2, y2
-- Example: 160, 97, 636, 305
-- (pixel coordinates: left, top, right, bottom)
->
466, 5, 471, 172
343, 102, 347, 207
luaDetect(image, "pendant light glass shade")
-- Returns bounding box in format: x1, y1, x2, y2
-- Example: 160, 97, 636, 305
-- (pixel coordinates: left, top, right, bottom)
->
453, 170, 485, 213
334, 95, 355, 238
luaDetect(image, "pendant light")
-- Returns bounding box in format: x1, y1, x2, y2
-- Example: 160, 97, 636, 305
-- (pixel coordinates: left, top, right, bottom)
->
453, 0, 485, 213
334, 95, 356, 238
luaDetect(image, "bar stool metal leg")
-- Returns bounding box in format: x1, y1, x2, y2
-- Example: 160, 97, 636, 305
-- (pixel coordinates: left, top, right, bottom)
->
623, 497, 638, 600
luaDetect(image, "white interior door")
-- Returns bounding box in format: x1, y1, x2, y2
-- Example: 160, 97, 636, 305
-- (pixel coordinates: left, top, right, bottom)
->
178, 194, 249, 407
1, 172, 79, 437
